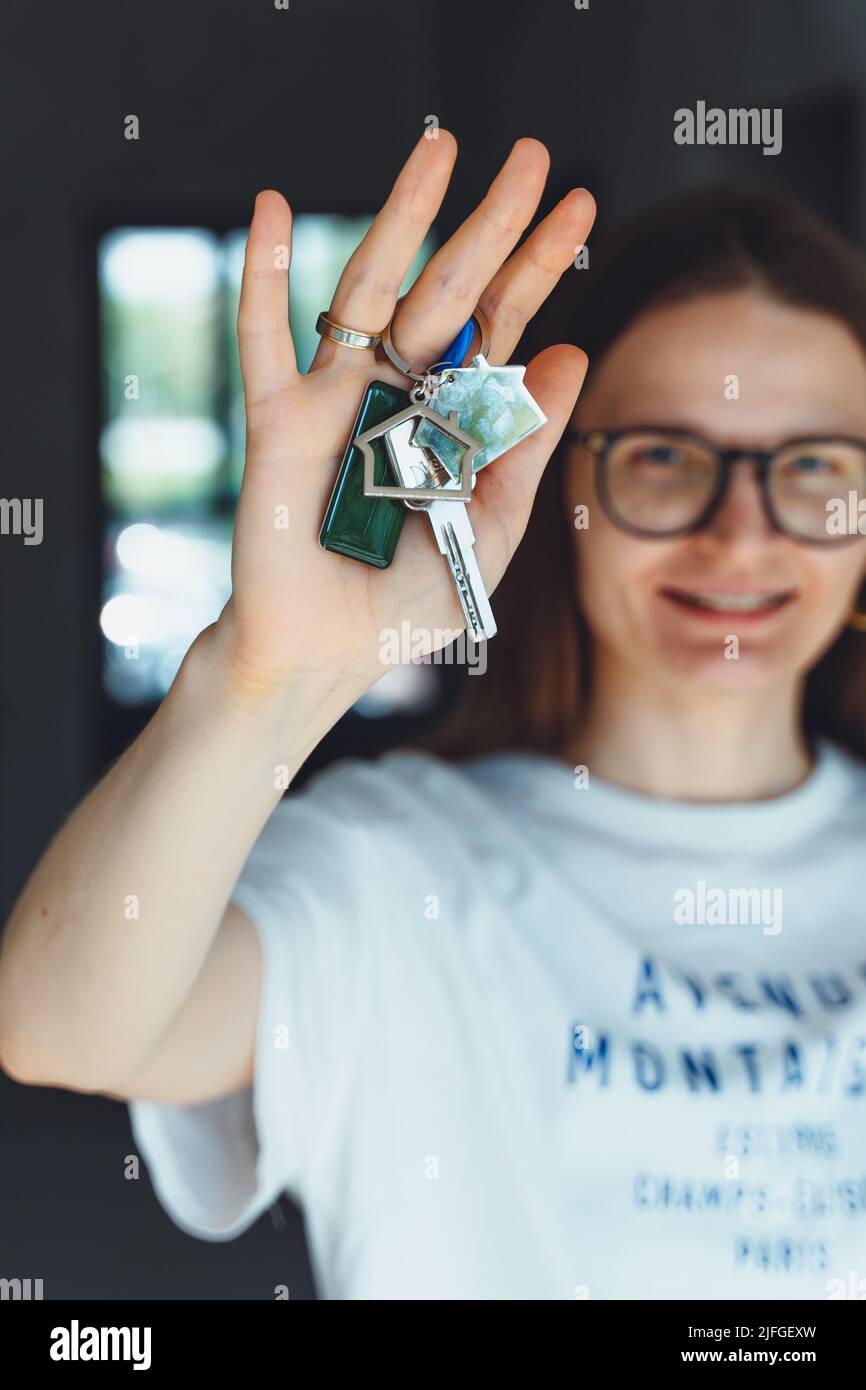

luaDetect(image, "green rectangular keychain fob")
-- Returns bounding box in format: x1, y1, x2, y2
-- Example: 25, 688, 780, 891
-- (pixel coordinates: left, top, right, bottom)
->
318, 380, 410, 568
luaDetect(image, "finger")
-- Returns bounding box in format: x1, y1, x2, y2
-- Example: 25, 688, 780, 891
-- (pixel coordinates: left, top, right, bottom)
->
474, 344, 589, 572
312, 129, 458, 369
389, 138, 550, 370
480, 188, 596, 364
237, 190, 297, 405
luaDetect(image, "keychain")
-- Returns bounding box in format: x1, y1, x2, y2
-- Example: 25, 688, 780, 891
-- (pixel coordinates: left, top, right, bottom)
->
318, 307, 546, 639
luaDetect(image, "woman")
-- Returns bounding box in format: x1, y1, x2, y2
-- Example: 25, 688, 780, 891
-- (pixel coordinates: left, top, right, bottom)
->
3, 134, 866, 1301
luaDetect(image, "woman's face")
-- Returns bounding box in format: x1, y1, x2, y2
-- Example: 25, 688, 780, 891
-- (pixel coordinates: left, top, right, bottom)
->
566, 289, 866, 692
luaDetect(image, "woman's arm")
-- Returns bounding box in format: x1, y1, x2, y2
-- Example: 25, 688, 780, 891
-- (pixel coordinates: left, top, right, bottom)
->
0, 134, 592, 1104
0, 624, 365, 1098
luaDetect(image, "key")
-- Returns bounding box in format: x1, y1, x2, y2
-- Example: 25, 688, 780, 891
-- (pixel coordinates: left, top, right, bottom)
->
383, 419, 497, 642
425, 494, 497, 642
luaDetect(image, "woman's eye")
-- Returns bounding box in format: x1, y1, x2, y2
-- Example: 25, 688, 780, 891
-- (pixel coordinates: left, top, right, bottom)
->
633, 446, 684, 466
785, 453, 834, 474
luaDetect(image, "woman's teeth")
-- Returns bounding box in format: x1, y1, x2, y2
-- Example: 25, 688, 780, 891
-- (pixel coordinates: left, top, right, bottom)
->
666, 589, 791, 612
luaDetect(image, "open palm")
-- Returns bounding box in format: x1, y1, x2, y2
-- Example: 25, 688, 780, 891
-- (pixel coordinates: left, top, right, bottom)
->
218, 134, 595, 701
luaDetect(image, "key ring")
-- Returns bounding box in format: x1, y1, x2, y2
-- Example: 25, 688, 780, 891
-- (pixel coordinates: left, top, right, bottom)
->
409, 371, 454, 405
381, 302, 491, 382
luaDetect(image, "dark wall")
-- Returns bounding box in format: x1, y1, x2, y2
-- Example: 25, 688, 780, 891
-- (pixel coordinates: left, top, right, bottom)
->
2, 0, 866, 1299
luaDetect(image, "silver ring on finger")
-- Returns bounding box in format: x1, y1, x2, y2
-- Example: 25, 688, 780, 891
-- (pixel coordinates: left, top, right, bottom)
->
315, 311, 384, 351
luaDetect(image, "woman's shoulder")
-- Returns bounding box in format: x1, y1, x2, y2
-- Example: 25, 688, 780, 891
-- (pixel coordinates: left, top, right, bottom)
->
282, 747, 552, 822
236, 749, 554, 922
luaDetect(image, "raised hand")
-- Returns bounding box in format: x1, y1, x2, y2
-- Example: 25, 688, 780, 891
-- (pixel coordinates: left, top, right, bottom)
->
218, 134, 595, 706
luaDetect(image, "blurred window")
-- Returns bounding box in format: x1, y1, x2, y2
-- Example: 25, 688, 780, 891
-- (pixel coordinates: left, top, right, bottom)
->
99, 220, 436, 712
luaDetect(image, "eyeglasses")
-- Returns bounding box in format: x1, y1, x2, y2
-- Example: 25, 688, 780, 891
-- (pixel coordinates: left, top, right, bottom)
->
571, 426, 866, 544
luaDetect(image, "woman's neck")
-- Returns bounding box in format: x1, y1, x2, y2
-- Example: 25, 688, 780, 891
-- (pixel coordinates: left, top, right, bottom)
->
565, 648, 813, 802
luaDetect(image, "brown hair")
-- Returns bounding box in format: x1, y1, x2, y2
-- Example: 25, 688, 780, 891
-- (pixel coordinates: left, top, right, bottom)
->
421, 183, 866, 763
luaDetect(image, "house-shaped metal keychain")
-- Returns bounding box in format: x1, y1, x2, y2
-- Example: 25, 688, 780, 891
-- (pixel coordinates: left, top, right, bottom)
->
353, 402, 481, 504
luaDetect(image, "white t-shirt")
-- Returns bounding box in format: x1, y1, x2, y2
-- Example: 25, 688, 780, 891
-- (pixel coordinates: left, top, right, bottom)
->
129, 737, 866, 1300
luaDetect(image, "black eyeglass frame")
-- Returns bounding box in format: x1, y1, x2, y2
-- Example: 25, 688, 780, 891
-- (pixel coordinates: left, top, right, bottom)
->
571, 425, 866, 545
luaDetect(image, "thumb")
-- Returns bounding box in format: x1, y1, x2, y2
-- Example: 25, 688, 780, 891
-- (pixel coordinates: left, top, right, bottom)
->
473, 343, 588, 558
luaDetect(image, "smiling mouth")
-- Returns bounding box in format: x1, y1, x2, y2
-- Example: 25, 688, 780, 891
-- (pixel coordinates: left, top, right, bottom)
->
660, 586, 797, 614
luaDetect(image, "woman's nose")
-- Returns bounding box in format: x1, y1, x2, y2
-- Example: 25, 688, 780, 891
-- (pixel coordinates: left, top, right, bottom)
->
704, 458, 774, 543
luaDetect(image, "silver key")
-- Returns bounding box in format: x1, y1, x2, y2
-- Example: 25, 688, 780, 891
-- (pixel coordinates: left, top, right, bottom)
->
383, 420, 497, 642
